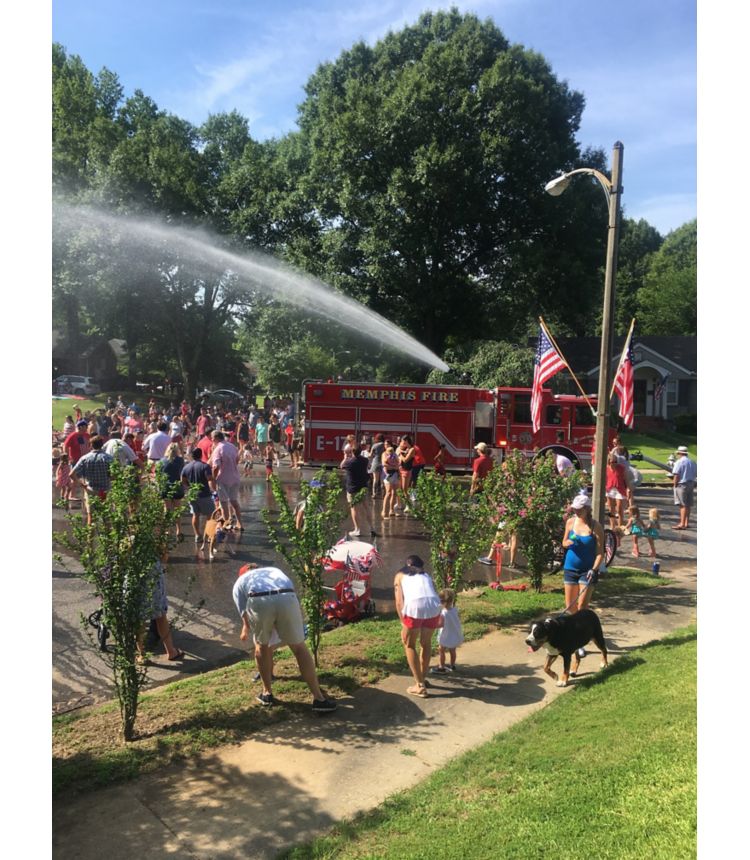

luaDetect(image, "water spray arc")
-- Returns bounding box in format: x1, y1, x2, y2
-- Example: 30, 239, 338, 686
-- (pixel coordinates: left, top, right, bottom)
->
53, 204, 450, 373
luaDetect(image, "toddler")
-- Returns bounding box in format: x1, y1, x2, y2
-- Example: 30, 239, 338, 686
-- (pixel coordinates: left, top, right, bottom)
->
264, 443, 275, 482
55, 453, 73, 506
241, 442, 254, 476
430, 588, 464, 673
625, 505, 658, 558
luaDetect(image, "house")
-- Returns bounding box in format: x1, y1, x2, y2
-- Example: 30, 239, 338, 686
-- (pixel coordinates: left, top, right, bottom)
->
556, 336, 696, 429
52, 331, 128, 387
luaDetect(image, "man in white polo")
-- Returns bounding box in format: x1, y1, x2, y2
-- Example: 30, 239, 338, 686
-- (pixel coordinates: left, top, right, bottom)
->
672, 445, 697, 529
143, 420, 171, 464
232, 564, 336, 714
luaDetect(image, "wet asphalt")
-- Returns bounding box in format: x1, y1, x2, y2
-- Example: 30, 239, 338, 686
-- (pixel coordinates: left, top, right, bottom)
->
52, 467, 696, 713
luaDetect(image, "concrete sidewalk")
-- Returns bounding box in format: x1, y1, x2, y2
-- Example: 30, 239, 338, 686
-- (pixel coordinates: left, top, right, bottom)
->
53, 565, 697, 860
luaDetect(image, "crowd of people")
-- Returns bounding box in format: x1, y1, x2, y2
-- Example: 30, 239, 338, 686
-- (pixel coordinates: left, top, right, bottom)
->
52, 392, 695, 709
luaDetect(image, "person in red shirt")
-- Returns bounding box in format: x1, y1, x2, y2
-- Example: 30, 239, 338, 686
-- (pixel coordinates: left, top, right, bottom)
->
196, 431, 215, 465
605, 451, 628, 527
470, 442, 494, 495
63, 420, 91, 465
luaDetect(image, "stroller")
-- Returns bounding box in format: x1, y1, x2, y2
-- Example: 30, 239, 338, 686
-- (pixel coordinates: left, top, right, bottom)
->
322, 538, 380, 627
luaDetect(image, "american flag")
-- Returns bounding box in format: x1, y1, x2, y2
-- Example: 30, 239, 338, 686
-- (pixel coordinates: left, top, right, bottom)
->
531, 325, 566, 434
613, 331, 635, 428
654, 372, 670, 401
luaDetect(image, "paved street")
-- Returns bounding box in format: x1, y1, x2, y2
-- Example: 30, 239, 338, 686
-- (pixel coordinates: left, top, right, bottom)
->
52, 469, 696, 713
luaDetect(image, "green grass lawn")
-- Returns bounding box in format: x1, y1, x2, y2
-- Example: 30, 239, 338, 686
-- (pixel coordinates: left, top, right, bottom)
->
52, 396, 108, 432
52, 567, 661, 797
285, 625, 697, 860
619, 429, 697, 466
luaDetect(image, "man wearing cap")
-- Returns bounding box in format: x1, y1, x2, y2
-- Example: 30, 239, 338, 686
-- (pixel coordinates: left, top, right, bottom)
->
470, 442, 494, 495
672, 445, 697, 529
232, 563, 337, 713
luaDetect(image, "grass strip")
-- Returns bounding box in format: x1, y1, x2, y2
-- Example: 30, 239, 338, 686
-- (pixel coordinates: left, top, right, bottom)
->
53, 567, 663, 797
283, 625, 697, 860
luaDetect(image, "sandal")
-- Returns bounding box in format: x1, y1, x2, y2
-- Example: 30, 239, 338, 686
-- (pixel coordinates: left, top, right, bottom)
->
407, 684, 428, 698
168, 651, 186, 661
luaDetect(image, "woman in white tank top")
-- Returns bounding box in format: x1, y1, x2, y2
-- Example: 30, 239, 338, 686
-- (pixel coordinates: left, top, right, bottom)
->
394, 555, 442, 698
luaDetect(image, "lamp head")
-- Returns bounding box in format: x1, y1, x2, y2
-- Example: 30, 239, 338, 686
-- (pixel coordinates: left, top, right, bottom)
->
544, 174, 572, 196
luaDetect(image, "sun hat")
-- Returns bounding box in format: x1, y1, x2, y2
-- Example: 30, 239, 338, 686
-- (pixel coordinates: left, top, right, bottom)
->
76, 419, 88, 427
676, 445, 689, 454
475, 442, 488, 453
571, 493, 591, 510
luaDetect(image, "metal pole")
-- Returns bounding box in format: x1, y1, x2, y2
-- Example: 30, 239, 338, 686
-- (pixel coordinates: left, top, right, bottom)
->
592, 142, 624, 525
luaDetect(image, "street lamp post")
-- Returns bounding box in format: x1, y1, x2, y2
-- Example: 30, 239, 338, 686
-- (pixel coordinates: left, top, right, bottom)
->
545, 141, 624, 525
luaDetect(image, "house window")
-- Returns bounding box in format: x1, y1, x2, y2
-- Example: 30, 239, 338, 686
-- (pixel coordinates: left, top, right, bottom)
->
667, 379, 679, 406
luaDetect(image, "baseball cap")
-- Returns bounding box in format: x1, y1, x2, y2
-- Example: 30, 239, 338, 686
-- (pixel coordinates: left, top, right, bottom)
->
474, 442, 488, 453
676, 445, 689, 454
571, 493, 591, 510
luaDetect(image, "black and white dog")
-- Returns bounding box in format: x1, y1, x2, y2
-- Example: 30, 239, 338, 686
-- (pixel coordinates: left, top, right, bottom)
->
525, 609, 608, 687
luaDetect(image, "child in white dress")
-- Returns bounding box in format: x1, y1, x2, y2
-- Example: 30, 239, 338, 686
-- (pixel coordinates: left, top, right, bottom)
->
430, 588, 464, 673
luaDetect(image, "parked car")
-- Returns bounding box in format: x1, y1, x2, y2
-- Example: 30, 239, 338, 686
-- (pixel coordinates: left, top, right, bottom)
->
53, 375, 101, 396
198, 389, 247, 409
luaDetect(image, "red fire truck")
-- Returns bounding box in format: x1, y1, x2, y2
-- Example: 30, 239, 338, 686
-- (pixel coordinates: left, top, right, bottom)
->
302, 380, 608, 471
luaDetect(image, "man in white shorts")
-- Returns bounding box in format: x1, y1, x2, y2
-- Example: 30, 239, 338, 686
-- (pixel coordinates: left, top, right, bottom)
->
232, 564, 337, 713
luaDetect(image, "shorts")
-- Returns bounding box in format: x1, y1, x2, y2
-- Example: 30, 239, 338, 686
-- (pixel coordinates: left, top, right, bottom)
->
606, 489, 625, 500
402, 614, 443, 630
563, 568, 598, 586
217, 482, 240, 504
384, 470, 399, 486
189, 495, 215, 516
246, 591, 305, 645
675, 481, 695, 507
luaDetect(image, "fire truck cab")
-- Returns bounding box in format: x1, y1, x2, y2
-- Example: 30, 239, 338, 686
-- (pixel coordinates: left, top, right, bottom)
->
302, 380, 602, 471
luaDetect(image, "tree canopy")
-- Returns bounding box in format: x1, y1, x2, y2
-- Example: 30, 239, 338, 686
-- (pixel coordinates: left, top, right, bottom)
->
51, 11, 695, 396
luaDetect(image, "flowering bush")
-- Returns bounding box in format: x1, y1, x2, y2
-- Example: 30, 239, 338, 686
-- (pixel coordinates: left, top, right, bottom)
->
483, 450, 585, 591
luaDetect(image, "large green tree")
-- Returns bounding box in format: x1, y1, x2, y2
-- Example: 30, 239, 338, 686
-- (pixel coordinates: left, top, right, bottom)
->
259, 9, 609, 355
636, 220, 697, 335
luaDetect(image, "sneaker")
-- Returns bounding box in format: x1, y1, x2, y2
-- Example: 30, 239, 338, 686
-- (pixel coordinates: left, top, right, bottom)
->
478, 556, 494, 566
349, 529, 361, 537
311, 697, 337, 714
194, 535, 201, 544
430, 666, 447, 674
448, 665, 456, 672
256, 692, 275, 706
577, 647, 586, 659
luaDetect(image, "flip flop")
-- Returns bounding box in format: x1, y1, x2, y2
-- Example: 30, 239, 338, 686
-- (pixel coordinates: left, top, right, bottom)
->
407, 685, 428, 698
168, 651, 186, 661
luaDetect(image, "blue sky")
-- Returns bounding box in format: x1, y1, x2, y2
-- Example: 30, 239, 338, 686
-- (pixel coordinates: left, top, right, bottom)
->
51, 0, 697, 235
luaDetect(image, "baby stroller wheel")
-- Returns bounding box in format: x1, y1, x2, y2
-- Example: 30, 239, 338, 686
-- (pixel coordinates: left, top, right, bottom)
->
88, 608, 110, 652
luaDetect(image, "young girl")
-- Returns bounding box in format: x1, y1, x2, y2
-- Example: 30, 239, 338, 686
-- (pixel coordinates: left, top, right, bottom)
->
433, 443, 447, 477
264, 443, 275, 482
642, 507, 661, 558
431, 588, 464, 673
625, 505, 658, 558
55, 453, 73, 506
241, 442, 254, 476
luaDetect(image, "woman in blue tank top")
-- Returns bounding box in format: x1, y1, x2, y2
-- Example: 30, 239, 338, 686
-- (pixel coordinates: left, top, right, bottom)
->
562, 493, 605, 613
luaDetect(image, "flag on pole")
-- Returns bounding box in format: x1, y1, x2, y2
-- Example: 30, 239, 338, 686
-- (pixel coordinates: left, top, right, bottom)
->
613, 330, 635, 428
531, 324, 566, 434
654, 372, 670, 401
